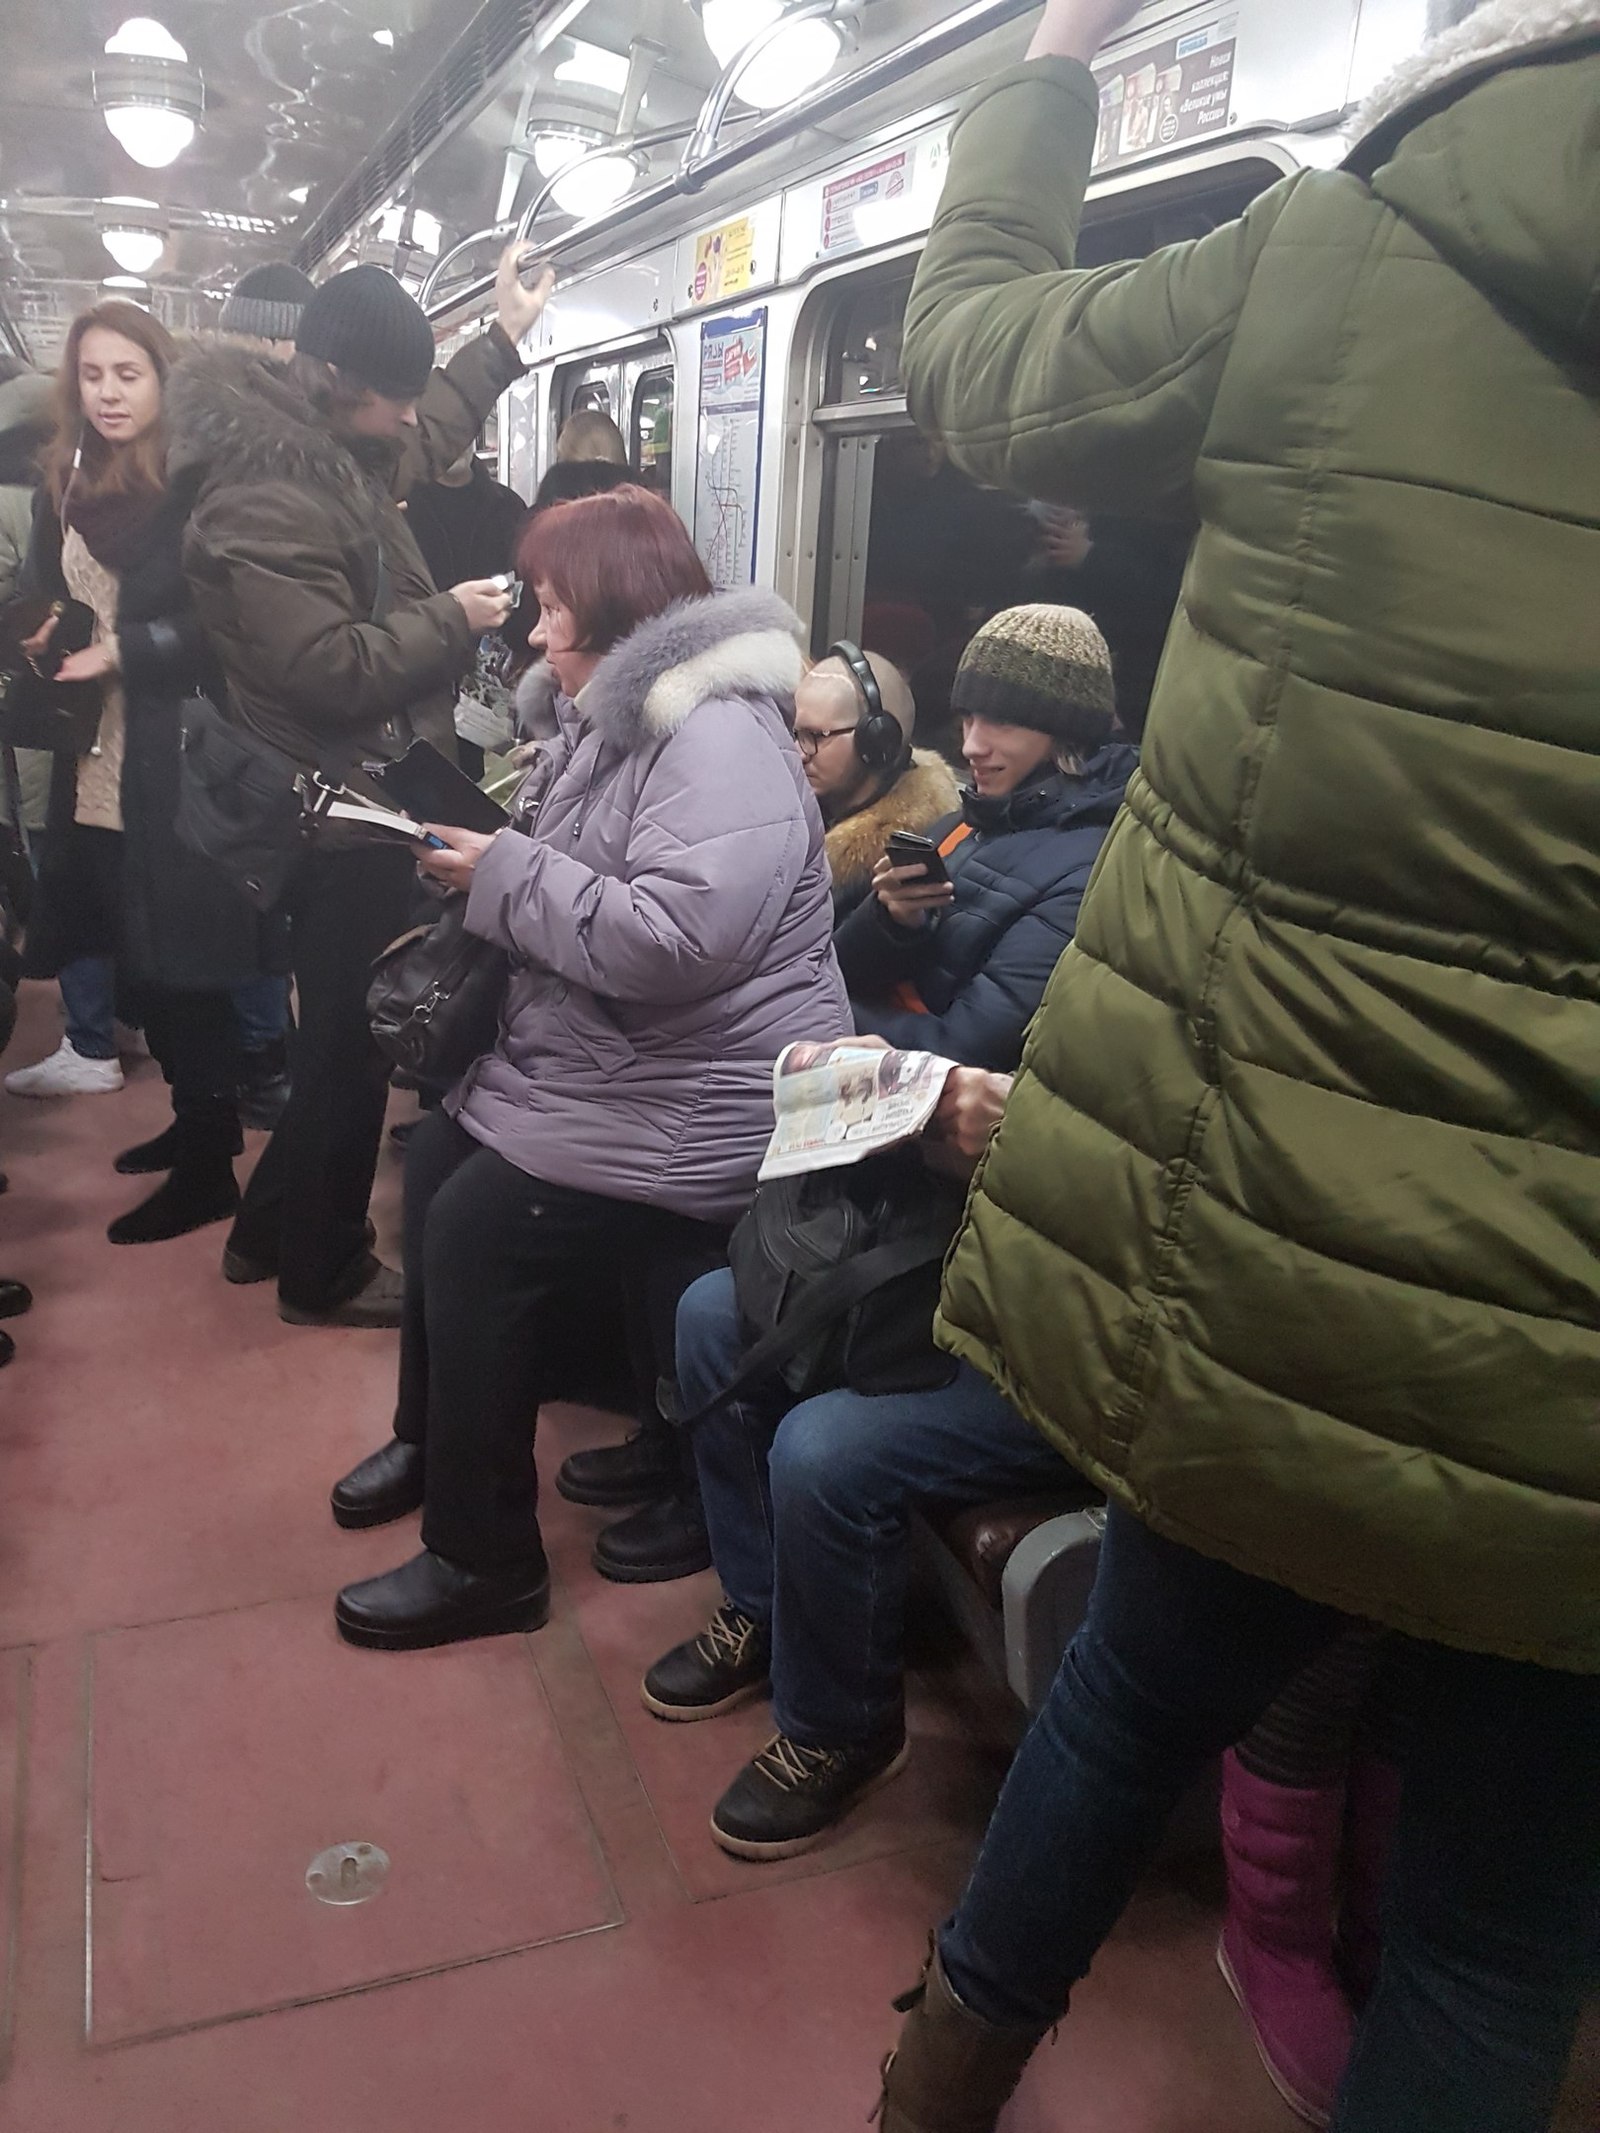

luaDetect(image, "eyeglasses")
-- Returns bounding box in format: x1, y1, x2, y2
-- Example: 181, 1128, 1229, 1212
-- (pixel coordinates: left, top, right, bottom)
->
794, 723, 858, 759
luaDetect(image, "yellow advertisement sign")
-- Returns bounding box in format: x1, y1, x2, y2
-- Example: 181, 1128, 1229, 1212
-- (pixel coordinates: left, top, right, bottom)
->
690, 215, 756, 306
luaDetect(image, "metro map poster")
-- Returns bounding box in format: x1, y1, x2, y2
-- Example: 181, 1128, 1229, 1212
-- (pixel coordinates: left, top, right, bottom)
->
695, 309, 768, 589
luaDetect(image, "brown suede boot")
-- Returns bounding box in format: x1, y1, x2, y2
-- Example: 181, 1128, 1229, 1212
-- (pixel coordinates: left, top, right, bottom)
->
875, 1939, 1049, 2132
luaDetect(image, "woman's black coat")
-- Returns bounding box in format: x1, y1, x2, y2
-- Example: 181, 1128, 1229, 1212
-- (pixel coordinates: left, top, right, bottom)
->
24, 482, 272, 991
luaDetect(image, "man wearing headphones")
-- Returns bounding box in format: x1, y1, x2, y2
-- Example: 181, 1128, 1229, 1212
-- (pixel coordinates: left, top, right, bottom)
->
793, 644, 957, 922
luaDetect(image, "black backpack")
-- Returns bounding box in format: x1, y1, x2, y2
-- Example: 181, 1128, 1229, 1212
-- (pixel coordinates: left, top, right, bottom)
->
682, 1145, 964, 1422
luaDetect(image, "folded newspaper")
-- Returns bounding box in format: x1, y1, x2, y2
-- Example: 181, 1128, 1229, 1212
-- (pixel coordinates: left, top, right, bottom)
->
758, 1042, 957, 1182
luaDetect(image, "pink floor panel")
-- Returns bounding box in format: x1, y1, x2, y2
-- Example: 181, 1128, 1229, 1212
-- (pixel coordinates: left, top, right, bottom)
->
0, 980, 1595, 2131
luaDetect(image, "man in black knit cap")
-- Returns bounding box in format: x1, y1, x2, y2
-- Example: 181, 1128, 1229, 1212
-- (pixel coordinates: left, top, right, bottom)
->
165, 247, 553, 1327
217, 262, 317, 358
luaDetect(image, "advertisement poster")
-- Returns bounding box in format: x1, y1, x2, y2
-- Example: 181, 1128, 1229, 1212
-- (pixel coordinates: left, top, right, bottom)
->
691, 215, 756, 306
821, 150, 909, 253
1092, 17, 1237, 169
695, 310, 767, 590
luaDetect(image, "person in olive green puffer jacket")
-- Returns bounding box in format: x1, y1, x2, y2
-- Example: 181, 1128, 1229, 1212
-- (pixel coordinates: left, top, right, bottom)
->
874, 4, 1600, 2131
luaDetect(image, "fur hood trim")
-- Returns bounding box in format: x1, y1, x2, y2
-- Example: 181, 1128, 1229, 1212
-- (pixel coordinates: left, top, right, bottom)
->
164, 343, 366, 502
1359, 0, 1600, 135
581, 587, 806, 755
825, 752, 962, 899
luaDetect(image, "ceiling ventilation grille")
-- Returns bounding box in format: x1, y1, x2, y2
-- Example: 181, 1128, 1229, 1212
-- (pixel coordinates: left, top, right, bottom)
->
294, 0, 542, 271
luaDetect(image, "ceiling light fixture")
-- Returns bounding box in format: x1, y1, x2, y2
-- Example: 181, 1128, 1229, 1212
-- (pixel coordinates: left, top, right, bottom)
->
528, 125, 603, 182
102, 225, 165, 274
95, 18, 205, 168
548, 148, 641, 220
101, 274, 150, 291
287, 184, 310, 205
372, 28, 395, 47
698, 0, 845, 112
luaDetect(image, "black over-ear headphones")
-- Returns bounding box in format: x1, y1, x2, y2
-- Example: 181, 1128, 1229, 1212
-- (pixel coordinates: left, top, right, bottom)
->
827, 639, 905, 773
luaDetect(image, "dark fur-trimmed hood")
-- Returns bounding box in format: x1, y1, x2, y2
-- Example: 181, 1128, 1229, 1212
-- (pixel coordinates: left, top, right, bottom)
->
579, 587, 806, 756
165, 342, 369, 504
825, 751, 961, 901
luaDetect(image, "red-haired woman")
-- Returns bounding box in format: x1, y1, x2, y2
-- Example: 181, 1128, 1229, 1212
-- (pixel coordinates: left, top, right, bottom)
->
331, 485, 850, 1651
6, 301, 268, 1243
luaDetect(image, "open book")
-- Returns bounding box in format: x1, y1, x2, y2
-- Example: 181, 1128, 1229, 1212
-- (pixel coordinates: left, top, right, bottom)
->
758, 1042, 957, 1182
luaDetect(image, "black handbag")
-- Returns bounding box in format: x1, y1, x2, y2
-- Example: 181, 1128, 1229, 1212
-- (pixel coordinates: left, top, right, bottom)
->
680, 1146, 964, 1423
0, 595, 103, 754
367, 891, 509, 1092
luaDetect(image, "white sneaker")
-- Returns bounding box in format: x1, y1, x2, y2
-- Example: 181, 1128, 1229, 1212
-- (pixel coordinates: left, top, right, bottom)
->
3, 1038, 125, 1098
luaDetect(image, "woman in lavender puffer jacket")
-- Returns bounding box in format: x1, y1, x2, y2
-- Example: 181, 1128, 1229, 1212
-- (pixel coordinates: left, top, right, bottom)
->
331, 485, 849, 1651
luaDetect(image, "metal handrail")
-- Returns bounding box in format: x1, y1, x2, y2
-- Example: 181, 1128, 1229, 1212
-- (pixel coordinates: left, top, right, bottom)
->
419, 221, 515, 309
681, 0, 848, 168
514, 122, 696, 244
424, 0, 1040, 324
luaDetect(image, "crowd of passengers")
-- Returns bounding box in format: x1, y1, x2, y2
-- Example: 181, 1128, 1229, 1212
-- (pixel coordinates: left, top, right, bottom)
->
1, 0, 1596, 2128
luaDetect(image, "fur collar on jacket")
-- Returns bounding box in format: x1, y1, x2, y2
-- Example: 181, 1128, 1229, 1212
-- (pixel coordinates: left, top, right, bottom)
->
1359, 0, 1600, 133
164, 343, 369, 504
824, 751, 961, 903
579, 587, 806, 756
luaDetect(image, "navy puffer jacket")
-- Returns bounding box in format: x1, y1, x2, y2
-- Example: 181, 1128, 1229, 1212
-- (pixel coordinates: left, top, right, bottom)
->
836, 742, 1135, 1070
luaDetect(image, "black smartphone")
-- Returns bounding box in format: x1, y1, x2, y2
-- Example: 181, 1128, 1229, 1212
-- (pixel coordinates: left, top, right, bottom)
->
365, 739, 510, 834
885, 830, 949, 885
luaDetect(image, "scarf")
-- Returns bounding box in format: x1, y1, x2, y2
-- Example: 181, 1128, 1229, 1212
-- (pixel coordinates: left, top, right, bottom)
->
62, 478, 164, 576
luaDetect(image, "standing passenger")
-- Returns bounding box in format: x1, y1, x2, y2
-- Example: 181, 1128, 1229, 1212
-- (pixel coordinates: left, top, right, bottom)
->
876, 2, 1600, 2129
166, 246, 551, 1324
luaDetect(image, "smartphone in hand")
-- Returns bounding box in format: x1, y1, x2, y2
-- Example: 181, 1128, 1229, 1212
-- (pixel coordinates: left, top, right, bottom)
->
884, 829, 950, 885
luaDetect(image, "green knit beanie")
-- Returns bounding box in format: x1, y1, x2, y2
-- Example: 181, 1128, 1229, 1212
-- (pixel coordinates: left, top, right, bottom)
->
950, 604, 1117, 752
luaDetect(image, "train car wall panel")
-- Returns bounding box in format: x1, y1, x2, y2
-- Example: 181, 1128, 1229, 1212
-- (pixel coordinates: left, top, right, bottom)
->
778, 122, 954, 282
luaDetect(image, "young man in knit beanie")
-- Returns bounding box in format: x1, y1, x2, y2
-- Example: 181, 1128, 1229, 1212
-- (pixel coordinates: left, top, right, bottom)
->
834, 602, 1135, 1071
637, 604, 1137, 1860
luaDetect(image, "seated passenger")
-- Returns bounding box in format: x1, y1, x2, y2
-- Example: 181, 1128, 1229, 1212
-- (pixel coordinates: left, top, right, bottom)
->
835, 605, 1134, 1071
794, 644, 959, 923
640, 1067, 1075, 1859
329, 485, 849, 1651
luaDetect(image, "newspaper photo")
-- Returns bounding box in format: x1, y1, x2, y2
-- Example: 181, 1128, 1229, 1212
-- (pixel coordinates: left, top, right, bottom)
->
758, 1041, 956, 1181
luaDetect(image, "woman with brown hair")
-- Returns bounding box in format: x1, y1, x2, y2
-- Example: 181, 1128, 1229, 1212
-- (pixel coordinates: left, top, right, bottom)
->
329, 484, 849, 1652
7, 299, 270, 1242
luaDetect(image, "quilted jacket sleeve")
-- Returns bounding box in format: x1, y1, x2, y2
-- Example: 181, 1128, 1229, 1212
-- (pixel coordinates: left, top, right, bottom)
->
465, 697, 815, 1005
903, 56, 1297, 520
395, 326, 527, 500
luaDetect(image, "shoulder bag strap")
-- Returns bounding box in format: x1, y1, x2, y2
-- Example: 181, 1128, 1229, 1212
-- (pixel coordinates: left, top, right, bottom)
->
676, 1228, 952, 1428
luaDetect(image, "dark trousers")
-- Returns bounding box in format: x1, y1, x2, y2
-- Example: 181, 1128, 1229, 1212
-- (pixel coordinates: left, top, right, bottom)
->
394, 1108, 726, 1569
228, 844, 413, 1309
142, 984, 240, 1118
939, 1507, 1600, 2133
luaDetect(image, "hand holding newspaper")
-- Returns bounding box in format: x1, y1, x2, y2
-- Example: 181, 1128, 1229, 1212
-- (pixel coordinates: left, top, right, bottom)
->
758, 1041, 958, 1182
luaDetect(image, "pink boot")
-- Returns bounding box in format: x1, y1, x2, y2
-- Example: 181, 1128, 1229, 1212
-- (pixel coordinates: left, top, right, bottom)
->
1336, 1756, 1403, 2006
1217, 1750, 1356, 2127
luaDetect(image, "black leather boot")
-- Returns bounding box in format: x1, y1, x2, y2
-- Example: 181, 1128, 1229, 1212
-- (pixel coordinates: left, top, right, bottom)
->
330, 1437, 426, 1529
557, 1424, 680, 1508
593, 1489, 713, 1584
335, 1549, 550, 1650
116, 1115, 243, 1176
108, 1103, 241, 1245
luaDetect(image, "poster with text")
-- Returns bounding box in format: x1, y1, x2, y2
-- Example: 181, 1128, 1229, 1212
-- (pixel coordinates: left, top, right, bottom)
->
1093, 17, 1237, 170
695, 310, 768, 590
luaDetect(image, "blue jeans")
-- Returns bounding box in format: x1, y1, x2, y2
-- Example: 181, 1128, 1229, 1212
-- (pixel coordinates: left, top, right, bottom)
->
230, 974, 290, 1054
679, 1268, 1068, 1747
940, 1506, 1600, 2133
59, 954, 117, 1060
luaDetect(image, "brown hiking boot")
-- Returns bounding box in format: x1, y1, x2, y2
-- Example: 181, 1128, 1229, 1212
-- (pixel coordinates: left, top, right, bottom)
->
875, 1939, 1048, 2132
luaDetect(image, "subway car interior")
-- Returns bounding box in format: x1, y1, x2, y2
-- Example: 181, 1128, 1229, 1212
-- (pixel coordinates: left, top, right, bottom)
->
0, 1, 1596, 2128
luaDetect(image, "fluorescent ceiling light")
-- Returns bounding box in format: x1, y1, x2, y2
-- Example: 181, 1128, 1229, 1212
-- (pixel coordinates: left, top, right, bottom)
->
102, 274, 149, 290
98, 18, 202, 167
372, 28, 395, 47
548, 151, 639, 220
554, 41, 630, 94
102, 225, 165, 274
700, 1, 844, 112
